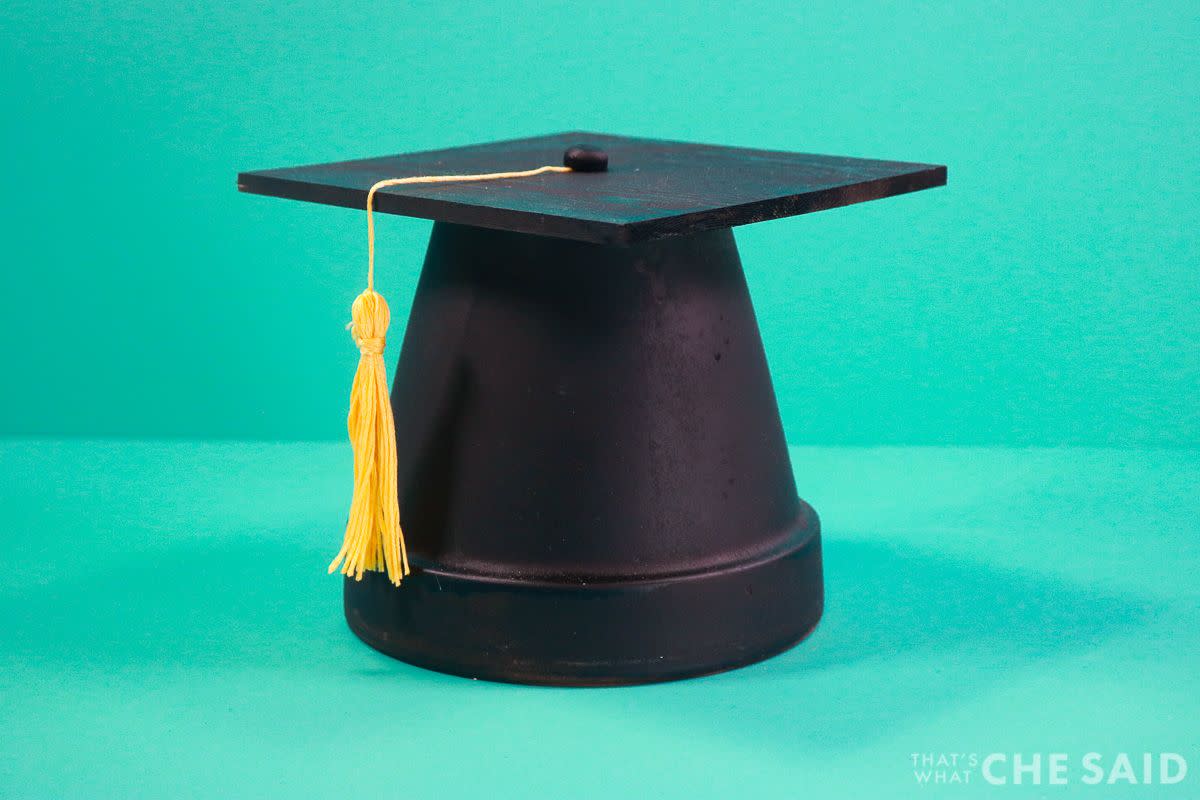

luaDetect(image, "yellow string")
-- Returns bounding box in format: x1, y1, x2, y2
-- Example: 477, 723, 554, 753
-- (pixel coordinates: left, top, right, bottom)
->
329, 164, 572, 586
366, 166, 570, 291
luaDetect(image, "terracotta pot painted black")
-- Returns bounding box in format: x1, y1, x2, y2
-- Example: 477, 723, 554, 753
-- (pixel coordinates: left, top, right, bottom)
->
343, 222, 823, 685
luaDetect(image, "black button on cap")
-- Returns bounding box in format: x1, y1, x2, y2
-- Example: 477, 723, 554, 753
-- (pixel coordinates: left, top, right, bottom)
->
563, 145, 608, 172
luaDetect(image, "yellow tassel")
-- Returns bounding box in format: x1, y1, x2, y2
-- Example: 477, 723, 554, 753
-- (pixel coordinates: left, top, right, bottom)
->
329, 167, 572, 587
328, 288, 410, 585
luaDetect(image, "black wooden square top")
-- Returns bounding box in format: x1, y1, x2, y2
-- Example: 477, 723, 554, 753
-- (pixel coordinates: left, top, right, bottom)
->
237, 132, 945, 245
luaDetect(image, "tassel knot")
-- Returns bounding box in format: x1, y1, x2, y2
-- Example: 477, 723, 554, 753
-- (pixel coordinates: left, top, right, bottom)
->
355, 336, 386, 356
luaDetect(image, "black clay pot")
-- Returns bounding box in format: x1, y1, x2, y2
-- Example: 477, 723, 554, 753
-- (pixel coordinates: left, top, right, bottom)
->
343, 221, 823, 685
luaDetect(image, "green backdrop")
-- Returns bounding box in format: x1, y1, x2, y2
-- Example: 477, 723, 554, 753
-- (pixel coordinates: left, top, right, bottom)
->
4, 6, 1198, 798
3, 0, 1196, 446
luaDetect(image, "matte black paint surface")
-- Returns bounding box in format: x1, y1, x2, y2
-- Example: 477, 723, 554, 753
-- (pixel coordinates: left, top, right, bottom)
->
237, 132, 945, 244
343, 223, 823, 684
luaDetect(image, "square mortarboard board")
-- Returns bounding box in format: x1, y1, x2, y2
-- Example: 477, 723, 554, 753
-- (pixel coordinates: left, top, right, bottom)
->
237, 132, 946, 686
237, 131, 945, 244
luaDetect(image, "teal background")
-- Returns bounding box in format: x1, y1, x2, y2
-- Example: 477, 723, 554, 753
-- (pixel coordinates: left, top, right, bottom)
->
3, 3, 1199, 799
2, 0, 1197, 446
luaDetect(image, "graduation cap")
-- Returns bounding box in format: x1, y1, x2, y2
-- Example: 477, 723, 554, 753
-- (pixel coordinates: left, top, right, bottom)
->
238, 132, 945, 685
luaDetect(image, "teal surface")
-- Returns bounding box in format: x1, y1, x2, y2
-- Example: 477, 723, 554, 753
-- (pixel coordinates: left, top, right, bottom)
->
2, 0, 1198, 446
1, 441, 1197, 798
